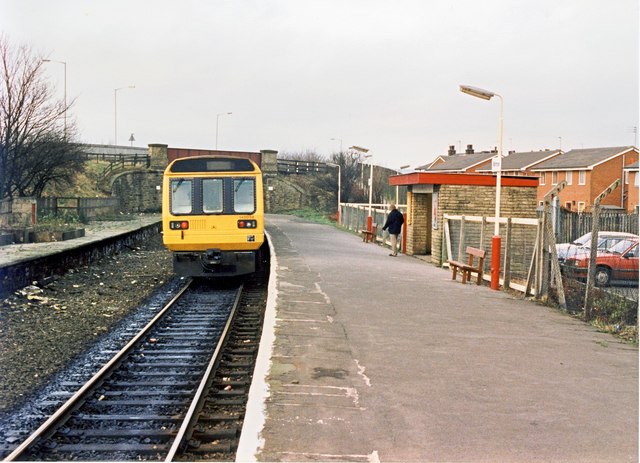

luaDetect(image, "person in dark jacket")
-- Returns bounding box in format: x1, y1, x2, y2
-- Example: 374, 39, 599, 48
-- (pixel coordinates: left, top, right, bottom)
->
382, 203, 404, 256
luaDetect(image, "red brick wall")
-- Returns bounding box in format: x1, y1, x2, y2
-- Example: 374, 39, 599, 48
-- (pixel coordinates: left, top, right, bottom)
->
535, 150, 638, 211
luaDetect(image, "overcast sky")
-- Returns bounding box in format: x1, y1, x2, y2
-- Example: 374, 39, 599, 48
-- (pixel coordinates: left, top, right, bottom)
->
1, 0, 638, 168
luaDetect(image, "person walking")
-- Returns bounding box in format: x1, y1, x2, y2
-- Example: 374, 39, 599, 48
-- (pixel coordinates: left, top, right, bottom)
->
382, 204, 404, 256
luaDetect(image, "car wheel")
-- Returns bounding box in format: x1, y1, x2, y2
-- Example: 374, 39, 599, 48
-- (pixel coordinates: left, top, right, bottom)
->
594, 267, 611, 287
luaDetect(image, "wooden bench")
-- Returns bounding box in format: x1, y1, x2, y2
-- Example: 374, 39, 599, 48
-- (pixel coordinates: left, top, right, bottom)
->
447, 246, 486, 285
360, 223, 378, 243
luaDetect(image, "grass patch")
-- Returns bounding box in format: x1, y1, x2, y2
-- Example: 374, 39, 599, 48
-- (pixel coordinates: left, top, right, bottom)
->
287, 209, 336, 226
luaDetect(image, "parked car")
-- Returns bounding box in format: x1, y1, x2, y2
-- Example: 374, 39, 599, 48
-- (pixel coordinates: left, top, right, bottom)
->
556, 231, 638, 263
563, 237, 639, 286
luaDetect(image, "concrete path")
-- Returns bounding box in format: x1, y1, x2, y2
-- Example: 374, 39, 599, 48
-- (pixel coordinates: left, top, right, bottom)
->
238, 214, 638, 462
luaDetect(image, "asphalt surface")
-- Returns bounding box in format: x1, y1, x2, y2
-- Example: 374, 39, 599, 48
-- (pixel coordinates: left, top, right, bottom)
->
238, 214, 638, 463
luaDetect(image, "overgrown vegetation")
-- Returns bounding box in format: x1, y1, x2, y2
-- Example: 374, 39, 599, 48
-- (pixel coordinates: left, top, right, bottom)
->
288, 208, 336, 226
562, 278, 637, 343
0, 35, 84, 200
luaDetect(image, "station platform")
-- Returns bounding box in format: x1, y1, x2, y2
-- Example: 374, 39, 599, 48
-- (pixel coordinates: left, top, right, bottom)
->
0, 214, 161, 268
237, 214, 638, 462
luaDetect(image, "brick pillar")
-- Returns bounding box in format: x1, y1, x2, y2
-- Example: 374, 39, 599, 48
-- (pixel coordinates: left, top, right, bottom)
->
148, 144, 168, 169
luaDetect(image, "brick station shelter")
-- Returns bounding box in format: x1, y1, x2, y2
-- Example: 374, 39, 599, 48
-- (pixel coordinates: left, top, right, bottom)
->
389, 172, 539, 265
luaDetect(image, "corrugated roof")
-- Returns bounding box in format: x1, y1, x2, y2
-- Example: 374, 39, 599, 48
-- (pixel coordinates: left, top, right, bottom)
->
531, 146, 636, 170
476, 150, 560, 171
422, 151, 497, 172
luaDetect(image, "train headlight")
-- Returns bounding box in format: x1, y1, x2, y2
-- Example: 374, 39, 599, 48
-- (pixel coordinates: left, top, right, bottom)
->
170, 221, 189, 230
238, 220, 257, 229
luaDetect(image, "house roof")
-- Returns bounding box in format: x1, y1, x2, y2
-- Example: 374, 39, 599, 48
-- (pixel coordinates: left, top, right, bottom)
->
476, 150, 561, 172
624, 161, 639, 171
419, 151, 497, 172
530, 146, 637, 171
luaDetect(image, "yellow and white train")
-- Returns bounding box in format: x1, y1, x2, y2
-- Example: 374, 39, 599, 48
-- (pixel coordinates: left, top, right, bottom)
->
162, 156, 265, 277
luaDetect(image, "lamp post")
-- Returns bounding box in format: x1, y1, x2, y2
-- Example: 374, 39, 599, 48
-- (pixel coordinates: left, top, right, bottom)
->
397, 164, 410, 205
216, 112, 232, 149
326, 162, 341, 224
460, 84, 503, 290
42, 59, 67, 138
114, 85, 135, 145
349, 145, 373, 231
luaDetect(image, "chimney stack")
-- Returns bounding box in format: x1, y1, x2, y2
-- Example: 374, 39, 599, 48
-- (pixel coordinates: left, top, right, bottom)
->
448, 145, 456, 156
465, 144, 474, 154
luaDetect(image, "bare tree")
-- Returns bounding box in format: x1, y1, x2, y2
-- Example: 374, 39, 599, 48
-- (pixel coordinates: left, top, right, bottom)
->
0, 36, 83, 199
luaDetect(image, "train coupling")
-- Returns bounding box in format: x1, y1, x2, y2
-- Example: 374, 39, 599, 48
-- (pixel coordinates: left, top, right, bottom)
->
204, 248, 223, 266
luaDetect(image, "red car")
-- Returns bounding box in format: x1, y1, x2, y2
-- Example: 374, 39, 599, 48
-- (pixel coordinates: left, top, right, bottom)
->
564, 237, 639, 286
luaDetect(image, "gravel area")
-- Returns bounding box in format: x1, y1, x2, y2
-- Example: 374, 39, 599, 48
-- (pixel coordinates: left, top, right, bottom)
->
0, 232, 174, 416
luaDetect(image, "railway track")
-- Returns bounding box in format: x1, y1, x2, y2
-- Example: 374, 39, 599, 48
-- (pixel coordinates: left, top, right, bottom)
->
3, 268, 268, 461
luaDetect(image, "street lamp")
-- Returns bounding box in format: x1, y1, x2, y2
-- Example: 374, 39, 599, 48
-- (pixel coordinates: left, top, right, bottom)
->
114, 85, 135, 145
396, 164, 411, 204
349, 145, 373, 231
216, 112, 232, 149
42, 59, 67, 138
460, 84, 504, 290
326, 162, 341, 223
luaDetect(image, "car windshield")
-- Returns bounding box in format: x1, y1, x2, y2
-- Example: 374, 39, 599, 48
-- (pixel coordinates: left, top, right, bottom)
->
573, 233, 591, 246
607, 239, 636, 254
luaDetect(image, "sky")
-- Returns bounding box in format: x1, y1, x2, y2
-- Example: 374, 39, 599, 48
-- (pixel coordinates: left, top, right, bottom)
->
0, 0, 638, 169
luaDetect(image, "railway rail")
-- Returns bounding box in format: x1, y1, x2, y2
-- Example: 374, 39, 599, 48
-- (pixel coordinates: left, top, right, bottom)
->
3, 267, 268, 461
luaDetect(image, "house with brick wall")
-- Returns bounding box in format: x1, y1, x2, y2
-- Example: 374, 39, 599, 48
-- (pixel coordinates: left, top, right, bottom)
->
475, 150, 561, 176
421, 145, 496, 173
530, 146, 638, 212
624, 161, 639, 213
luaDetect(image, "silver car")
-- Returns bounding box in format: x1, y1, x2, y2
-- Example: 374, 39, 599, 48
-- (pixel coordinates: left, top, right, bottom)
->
556, 231, 638, 262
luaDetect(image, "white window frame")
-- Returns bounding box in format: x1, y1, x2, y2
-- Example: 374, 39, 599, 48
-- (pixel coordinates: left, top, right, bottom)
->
577, 201, 586, 212
539, 172, 546, 185
624, 171, 630, 185
565, 202, 572, 210
578, 171, 586, 185
566, 171, 573, 185
551, 171, 558, 185
635, 172, 639, 187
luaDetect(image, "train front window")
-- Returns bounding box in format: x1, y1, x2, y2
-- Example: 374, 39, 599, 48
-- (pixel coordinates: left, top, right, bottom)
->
233, 178, 255, 213
202, 178, 224, 213
170, 179, 192, 214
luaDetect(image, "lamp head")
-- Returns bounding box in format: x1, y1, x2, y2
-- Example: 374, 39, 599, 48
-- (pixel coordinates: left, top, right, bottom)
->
349, 145, 369, 153
460, 85, 495, 100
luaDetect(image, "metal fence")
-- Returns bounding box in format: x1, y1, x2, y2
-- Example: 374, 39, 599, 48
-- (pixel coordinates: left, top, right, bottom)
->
340, 203, 407, 248
552, 208, 638, 243
37, 197, 121, 221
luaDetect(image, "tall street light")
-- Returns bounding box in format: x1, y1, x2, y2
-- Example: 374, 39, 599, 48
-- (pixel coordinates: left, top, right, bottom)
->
349, 145, 373, 231
42, 59, 67, 138
216, 112, 232, 149
114, 85, 135, 145
460, 84, 503, 290
326, 162, 341, 224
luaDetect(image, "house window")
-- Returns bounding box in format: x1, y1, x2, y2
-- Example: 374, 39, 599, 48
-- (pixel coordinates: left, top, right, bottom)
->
551, 172, 558, 185
625, 171, 630, 184
539, 201, 544, 207
566, 171, 573, 185
635, 172, 639, 186
565, 202, 572, 210
539, 172, 546, 185
578, 171, 586, 185
577, 201, 586, 212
